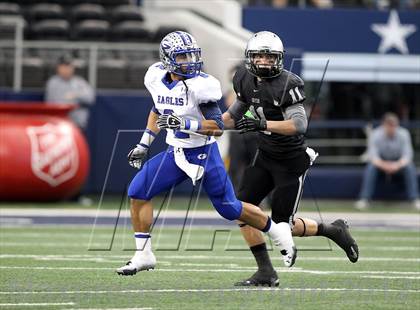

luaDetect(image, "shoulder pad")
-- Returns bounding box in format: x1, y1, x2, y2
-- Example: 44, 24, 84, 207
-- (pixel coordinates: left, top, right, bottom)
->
280, 70, 304, 90
144, 62, 165, 88
193, 73, 222, 104
232, 66, 248, 98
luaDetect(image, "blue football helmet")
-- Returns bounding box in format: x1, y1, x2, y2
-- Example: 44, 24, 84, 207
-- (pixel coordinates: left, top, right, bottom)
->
159, 31, 202, 78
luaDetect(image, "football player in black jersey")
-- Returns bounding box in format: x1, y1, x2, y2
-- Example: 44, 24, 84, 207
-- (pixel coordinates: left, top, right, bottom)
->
222, 31, 359, 287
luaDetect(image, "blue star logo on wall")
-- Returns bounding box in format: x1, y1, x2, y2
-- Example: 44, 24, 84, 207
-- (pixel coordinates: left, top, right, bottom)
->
371, 10, 417, 54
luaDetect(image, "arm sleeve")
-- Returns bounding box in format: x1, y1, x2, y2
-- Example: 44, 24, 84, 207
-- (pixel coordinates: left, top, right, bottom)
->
400, 130, 413, 162
227, 99, 250, 121
284, 103, 308, 134
75, 78, 95, 106
199, 101, 224, 130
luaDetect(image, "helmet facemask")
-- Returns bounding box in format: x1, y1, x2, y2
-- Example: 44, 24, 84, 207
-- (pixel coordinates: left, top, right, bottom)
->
170, 49, 202, 78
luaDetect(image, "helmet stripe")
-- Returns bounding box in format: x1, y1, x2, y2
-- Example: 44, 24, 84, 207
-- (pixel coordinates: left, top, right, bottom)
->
176, 31, 188, 45
185, 33, 193, 44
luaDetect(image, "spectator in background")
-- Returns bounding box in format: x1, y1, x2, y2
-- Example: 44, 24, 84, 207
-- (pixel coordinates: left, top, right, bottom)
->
356, 113, 420, 210
45, 54, 94, 131
309, 0, 333, 8
45, 54, 95, 206
372, 0, 414, 9
272, 0, 289, 7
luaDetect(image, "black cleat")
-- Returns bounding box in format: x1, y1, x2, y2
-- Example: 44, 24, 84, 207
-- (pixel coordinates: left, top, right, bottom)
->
326, 219, 359, 263
234, 270, 279, 287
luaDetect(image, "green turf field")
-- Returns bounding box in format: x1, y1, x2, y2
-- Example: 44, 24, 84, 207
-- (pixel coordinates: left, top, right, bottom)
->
2, 196, 420, 213
0, 223, 419, 309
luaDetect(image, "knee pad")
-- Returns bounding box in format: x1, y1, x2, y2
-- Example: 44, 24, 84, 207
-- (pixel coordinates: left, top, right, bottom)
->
213, 198, 242, 221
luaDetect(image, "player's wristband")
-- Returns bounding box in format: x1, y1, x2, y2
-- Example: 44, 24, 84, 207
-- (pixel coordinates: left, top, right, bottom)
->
138, 129, 157, 149
183, 119, 202, 132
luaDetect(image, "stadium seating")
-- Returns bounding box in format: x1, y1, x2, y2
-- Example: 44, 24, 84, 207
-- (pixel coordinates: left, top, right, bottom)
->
99, 0, 131, 6
0, 2, 21, 16
111, 5, 144, 23
73, 19, 110, 41
1, 0, 177, 44
110, 21, 151, 42
28, 3, 65, 21
70, 4, 107, 22
30, 19, 70, 40
0, 0, 185, 89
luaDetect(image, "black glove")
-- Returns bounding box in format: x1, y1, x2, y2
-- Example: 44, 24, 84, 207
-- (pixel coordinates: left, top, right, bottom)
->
127, 144, 148, 169
235, 117, 267, 134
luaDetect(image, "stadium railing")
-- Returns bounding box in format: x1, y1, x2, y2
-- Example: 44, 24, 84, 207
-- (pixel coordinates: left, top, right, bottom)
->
0, 38, 159, 91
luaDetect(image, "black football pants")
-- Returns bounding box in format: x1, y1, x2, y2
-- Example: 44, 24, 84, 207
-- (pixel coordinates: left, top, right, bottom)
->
237, 149, 310, 225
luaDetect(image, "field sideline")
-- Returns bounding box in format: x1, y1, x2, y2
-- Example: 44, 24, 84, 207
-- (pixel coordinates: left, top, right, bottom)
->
0, 206, 419, 309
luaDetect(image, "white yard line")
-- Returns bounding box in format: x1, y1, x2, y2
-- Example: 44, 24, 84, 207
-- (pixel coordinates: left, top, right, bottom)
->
1, 208, 418, 221
0, 242, 103, 247
0, 254, 419, 263
1, 232, 419, 243
158, 255, 420, 262
0, 288, 418, 295
1, 242, 419, 253
361, 275, 420, 280
66, 308, 152, 310
1, 209, 419, 230
0, 302, 75, 306
0, 266, 419, 277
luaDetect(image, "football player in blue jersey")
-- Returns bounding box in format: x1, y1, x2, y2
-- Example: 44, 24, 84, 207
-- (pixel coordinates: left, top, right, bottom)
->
116, 31, 297, 276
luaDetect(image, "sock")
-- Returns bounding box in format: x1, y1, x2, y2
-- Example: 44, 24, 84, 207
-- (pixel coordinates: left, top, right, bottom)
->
250, 243, 275, 273
317, 223, 340, 241
261, 217, 271, 232
267, 221, 294, 250
134, 232, 152, 253
316, 223, 327, 236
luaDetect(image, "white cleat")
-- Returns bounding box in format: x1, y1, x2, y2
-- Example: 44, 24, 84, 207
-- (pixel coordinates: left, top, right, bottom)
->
269, 222, 297, 268
355, 199, 369, 210
281, 246, 297, 267
413, 199, 420, 211
116, 252, 156, 276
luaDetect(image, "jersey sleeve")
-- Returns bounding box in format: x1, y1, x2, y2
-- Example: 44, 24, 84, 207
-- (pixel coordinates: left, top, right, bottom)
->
195, 74, 222, 104
143, 62, 163, 91
281, 74, 306, 108
232, 69, 246, 102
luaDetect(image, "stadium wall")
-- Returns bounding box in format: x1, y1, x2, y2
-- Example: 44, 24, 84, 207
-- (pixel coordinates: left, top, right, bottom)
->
1, 90, 418, 200
242, 8, 420, 83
